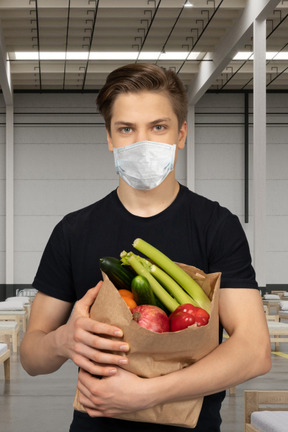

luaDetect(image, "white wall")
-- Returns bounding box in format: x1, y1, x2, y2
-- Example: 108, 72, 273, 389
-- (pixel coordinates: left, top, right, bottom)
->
195, 93, 254, 249
0, 92, 287, 285
195, 92, 288, 286
266, 94, 288, 284
12, 93, 119, 283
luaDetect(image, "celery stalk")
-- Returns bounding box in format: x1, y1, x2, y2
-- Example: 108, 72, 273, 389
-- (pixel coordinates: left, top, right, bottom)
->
127, 254, 179, 313
150, 264, 198, 307
121, 250, 151, 271
133, 238, 211, 313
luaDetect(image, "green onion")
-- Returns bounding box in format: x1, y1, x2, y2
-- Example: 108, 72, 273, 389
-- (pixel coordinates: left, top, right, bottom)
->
133, 238, 211, 313
150, 264, 198, 307
127, 253, 179, 313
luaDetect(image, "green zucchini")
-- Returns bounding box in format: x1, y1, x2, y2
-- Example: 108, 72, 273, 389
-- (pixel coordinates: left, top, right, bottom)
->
99, 257, 135, 290
131, 275, 158, 306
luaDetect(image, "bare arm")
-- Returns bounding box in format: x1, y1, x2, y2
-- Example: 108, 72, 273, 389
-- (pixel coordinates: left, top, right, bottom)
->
77, 288, 272, 417
146, 288, 271, 403
20, 282, 129, 376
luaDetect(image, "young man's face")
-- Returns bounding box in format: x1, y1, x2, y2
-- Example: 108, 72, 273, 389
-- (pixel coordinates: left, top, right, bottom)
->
107, 91, 187, 151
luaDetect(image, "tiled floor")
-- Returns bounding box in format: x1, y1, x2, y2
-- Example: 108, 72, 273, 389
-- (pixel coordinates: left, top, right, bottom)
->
0, 343, 287, 432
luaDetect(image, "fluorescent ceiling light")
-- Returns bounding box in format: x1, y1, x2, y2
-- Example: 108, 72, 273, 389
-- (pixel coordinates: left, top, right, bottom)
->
233, 51, 288, 61
272, 52, 288, 60
138, 52, 160, 60
184, 0, 193, 7
89, 52, 137, 60
233, 52, 253, 60
187, 51, 201, 60
14, 52, 90, 60
13, 51, 287, 62
14, 51, 201, 61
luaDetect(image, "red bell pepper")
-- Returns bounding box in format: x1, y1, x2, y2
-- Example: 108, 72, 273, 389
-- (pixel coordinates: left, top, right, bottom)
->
169, 303, 210, 332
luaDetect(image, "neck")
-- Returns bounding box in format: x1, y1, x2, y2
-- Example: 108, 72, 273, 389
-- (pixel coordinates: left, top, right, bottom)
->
117, 175, 180, 217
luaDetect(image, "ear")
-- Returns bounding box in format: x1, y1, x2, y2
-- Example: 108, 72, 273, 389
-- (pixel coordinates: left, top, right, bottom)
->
177, 121, 187, 150
107, 130, 114, 152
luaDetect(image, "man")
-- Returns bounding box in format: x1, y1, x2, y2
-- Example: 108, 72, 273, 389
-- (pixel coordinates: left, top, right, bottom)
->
21, 63, 271, 432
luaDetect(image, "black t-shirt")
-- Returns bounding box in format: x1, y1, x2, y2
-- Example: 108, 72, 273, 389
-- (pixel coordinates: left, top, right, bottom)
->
33, 184, 258, 432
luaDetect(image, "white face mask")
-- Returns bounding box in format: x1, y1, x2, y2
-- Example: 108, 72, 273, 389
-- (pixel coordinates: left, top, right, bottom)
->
113, 141, 176, 190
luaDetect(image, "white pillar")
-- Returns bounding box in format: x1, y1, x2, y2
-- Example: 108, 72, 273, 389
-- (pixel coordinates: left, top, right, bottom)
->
6, 104, 14, 284
253, 17, 266, 287
186, 105, 195, 191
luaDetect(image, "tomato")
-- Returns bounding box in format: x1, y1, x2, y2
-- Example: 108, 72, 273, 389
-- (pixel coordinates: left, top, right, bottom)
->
194, 307, 210, 326
170, 303, 197, 316
169, 311, 195, 332
169, 303, 210, 332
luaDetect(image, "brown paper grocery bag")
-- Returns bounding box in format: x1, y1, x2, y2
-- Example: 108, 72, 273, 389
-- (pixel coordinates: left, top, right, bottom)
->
73, 264, 221, 428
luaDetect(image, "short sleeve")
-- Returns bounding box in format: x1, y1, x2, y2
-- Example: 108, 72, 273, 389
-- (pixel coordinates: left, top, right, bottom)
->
32, 220, 76, 302
208, 213, 258, 289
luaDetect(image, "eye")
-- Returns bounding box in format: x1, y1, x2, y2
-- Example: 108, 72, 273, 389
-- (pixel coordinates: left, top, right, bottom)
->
153, 124, 166, 132
120, 127, 132, 134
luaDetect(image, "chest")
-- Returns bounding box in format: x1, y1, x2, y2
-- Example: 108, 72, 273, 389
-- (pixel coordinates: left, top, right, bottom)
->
70, 212, 209, 299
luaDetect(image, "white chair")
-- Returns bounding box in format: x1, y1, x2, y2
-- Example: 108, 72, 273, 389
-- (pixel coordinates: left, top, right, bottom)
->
262, 294, 281, 315
0, 335, 11, 380
267, 320, 288, 351
5, 297, 31, 320
0, 301, 28, 333
0, 321, 20, 353
278, 301, 288, 322
245, 390, 288, 432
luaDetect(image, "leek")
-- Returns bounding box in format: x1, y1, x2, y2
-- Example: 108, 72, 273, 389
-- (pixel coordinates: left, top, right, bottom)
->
133, 238, 211, 313
125, 253, 179, 313
150, 264, 198, 307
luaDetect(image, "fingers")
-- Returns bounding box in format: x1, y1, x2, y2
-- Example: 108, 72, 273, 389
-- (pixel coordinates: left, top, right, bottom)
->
74, 317, 129, 351
70, 317, 129, 374
77, 328, 129, 355
77, 369, 112, 417
73, 343, 128, 376
73, 351, 121, 376
68, 281, 131, 375
76, 317, 126, 340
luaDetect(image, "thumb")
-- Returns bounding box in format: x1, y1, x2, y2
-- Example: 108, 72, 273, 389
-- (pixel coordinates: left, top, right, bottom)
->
77, 281, 103, 314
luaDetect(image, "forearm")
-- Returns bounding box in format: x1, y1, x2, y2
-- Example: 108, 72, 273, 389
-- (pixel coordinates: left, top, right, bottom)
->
145, 332, 271, 407
20, 324, 68, 376
144, 289, 272, 408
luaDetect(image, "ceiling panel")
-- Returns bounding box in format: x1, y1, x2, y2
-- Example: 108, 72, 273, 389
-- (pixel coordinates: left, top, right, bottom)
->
0, 0, 287, 97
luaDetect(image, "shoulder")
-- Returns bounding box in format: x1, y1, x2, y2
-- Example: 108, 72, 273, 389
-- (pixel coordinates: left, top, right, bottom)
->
180, 184, 233, 227
61, 190, 117, 229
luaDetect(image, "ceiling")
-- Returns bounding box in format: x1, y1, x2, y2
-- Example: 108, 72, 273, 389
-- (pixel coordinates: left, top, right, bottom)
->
0, 0, 288, 104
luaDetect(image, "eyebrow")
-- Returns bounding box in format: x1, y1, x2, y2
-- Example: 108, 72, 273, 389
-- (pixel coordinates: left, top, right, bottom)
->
113, 117, 172, 127
114, 121, 135, 127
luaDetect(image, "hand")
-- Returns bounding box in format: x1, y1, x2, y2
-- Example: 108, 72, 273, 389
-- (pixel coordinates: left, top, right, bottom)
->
60, 281, 130, 376
77, 367, 150, 418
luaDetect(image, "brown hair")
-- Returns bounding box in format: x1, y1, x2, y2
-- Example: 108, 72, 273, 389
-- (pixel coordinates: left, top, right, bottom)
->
96, 63, 188, 133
